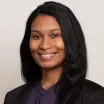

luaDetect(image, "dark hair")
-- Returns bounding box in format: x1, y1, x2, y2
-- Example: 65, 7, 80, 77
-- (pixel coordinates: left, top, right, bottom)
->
20, 1, 87, 104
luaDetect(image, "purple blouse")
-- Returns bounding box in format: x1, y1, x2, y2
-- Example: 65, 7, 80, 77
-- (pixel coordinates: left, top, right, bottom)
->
27, 81, 58, 104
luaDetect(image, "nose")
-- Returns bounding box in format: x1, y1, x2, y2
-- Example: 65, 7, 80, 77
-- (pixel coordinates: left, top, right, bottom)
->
39, 37, 52, 50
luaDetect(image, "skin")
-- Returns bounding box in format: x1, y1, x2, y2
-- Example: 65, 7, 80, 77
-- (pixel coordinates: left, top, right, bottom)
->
29, 15, 65, 90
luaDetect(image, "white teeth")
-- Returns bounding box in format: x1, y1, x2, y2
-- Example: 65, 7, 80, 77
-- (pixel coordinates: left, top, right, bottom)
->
40, 54, 54, 59
41, 54, 53, 56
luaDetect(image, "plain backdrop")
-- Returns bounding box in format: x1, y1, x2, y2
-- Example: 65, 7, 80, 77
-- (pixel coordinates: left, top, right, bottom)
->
0, 0, 104, 104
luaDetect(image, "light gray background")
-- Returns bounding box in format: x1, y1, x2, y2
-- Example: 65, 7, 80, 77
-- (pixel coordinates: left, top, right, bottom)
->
0, 0, 104, 104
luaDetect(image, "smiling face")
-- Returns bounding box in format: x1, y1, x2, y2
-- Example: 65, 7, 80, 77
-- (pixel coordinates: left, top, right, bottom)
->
29, 15, 65, 70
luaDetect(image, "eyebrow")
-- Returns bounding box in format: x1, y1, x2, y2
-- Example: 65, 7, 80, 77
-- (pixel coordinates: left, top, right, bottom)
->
31, 29, 61, 33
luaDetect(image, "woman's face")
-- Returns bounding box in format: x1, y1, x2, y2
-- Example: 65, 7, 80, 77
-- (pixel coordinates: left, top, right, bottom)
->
29, 15, 65, 69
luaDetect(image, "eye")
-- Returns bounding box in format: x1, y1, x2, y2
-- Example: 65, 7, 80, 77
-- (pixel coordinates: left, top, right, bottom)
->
51, 34, 60, 38
31, 34, 41, 40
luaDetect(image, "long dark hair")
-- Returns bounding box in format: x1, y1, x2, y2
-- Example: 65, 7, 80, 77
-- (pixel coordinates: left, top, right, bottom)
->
20, 1, 87, 104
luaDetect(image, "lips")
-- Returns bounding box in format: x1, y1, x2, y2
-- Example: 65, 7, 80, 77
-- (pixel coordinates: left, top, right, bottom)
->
38, 52, 57, 60
40, 54, 54, 59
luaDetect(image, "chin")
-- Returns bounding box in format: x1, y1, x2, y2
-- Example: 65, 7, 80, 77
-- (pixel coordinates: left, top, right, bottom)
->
40, 64, 56, 70
39, 62, 63, 70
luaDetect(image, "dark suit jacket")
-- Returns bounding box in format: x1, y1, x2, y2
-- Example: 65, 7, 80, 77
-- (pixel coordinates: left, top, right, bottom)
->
4, 79, 104, 104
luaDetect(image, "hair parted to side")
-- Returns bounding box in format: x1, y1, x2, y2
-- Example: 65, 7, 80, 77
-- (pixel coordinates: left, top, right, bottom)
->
20, 1, 87, 104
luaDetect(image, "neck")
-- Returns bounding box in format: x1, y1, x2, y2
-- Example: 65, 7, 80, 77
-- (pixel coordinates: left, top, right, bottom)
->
41, 66, 63, 90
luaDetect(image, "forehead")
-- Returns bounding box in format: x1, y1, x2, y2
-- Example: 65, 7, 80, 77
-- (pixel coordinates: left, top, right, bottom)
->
31, 15, 61, 31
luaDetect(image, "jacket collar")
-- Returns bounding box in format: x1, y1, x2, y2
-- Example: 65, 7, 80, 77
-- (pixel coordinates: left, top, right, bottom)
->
15, 81, 37, 104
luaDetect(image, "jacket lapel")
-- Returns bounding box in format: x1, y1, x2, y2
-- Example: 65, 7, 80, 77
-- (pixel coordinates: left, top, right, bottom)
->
15, 82, 37, 104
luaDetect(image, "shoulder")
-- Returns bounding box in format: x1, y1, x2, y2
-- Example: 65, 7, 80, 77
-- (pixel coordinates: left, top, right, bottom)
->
82, 79, 104, 104
4, 82, 36, 104
6, 83, 30, 96
83, 79, 104, 92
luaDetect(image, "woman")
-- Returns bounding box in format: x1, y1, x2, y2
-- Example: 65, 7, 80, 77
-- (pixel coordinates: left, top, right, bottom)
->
4, 1, 104, 104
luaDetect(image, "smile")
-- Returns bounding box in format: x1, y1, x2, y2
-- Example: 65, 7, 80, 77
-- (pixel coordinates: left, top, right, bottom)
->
38, 53, 56, 60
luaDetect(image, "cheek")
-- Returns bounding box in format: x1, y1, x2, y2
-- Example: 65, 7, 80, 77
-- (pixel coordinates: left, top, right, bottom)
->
55, 39, 65, 50
29, 40, 39, 52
